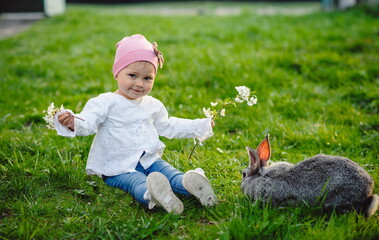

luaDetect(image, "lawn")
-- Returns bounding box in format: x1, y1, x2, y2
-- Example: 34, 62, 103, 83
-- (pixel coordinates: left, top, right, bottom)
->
0, 2, 378, 239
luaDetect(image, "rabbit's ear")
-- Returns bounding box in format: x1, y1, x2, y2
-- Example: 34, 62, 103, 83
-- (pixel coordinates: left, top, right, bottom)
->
257, 134, 271, 166
246, 147, 260, 176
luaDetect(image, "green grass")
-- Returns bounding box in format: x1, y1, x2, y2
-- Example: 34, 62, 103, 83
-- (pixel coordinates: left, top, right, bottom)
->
1, 2, 379, 239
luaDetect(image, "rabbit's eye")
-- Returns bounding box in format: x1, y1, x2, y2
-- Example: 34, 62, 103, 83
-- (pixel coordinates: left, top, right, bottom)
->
242, 172, 246, 178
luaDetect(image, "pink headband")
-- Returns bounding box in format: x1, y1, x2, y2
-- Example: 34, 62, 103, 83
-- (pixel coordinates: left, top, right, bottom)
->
112, 34, 164, 78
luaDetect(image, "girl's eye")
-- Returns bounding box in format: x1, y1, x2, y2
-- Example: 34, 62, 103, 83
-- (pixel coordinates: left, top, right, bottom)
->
128, 74, 136, 78
144, 77, 152, 81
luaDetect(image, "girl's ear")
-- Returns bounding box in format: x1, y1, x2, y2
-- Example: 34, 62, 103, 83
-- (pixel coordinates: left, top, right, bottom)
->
246, 147, 260, 176
257, 134, 271, 166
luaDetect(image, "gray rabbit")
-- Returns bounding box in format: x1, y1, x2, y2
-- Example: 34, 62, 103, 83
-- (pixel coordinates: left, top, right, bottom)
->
241, 135, 378, 217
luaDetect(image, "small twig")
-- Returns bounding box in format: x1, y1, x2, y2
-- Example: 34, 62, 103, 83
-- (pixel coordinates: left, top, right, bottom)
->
188, 116, 215, 160
73, 115, 85, 121
188, 139, 199, 160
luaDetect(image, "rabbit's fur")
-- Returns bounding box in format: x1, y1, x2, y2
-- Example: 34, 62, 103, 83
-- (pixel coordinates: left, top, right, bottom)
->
241, 135, 378, 217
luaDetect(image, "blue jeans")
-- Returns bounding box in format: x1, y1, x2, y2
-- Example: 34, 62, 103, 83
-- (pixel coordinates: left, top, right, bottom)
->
103, 159, 190, 208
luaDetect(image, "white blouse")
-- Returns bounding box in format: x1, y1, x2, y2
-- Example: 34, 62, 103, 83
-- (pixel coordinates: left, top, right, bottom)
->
54, 92, 213, 177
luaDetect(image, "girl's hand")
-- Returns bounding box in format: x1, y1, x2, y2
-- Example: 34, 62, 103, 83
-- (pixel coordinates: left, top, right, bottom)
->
58, 111, 75, 131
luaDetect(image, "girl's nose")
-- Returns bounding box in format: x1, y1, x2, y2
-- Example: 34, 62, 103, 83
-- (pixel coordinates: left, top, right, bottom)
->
135, 78, 144, 87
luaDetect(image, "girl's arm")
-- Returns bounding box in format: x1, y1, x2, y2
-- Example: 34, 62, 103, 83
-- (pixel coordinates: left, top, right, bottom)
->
54, 96, 109, 137
153, 103, 213, 141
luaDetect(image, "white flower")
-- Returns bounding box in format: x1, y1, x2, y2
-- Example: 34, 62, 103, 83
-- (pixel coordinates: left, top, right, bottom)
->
234, 97, 243, 103
247, 96, 258, 106
234, 86, 258, 107
194, 85, 258, 160
43, 116, 55, 130
43, 102, 64, 130
202, 85, 257, 119
202, 107, 214, 118
235, 86, 251, 101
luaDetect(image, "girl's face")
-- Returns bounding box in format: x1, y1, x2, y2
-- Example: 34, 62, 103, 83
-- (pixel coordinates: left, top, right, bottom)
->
115, 61, 156, 100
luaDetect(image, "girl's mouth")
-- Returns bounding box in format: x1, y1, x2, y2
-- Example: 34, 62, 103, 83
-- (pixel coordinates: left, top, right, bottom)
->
132, 89, 143, 93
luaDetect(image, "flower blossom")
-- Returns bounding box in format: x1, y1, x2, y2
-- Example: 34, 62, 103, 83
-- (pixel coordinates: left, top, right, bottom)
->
247, 96, 258, 106
202, 107, 217, 119
191, 85, 258, 159
43, 102, 64, 130
236, 86, 250, 97
235, 86, 257, 106
202, 85, 257, 119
